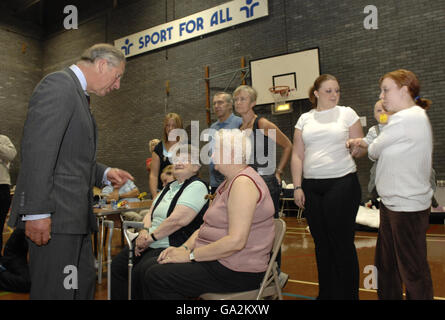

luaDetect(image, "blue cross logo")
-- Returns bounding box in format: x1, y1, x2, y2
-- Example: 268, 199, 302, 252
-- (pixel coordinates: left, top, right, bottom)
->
121, 39, 133, 56
240, 0, 260, 18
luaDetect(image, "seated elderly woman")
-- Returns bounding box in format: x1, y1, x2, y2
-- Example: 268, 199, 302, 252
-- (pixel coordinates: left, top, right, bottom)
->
135, 129, 275, 300
110, 145, 209, 300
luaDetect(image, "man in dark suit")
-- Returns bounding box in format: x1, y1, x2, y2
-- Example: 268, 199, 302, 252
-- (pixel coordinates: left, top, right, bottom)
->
9, 43, 134, 299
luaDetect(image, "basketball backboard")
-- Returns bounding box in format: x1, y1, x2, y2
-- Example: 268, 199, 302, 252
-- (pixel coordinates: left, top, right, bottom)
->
250, 48, 320, 105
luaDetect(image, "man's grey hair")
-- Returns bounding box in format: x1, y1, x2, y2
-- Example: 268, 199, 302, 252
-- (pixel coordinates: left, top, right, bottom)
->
214, 92, 233, 106
80, 43, 125, 67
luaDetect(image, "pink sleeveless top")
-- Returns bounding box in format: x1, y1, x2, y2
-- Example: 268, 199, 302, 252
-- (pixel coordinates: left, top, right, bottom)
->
194, 166, 275, 272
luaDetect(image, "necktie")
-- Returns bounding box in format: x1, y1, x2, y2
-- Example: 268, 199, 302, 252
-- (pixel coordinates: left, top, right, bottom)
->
87, 95, 97, 149
85, 94, 91, 112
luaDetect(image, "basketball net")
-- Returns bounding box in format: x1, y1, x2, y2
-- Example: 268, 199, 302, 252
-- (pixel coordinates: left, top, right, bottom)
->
269, 86, 292, 114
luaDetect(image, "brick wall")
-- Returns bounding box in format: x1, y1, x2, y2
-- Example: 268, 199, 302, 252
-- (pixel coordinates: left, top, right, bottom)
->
1, 0, 444, 201
0, 15, 43, 183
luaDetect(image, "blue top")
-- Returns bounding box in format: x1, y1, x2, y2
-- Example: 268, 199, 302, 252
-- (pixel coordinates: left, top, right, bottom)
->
208, 113, 243, 188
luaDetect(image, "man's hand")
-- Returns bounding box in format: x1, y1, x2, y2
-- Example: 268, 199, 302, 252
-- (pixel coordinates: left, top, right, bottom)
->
25, 217, 51, 246
107, 168, 134, 188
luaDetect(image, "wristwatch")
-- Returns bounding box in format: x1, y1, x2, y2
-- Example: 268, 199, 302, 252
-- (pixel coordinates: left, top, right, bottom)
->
189, 249, 196, 262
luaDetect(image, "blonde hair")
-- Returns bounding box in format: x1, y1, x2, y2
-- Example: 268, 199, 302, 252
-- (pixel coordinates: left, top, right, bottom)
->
163, 113, 183, 142
233, 85, 258, 103
148, 138, 160, 153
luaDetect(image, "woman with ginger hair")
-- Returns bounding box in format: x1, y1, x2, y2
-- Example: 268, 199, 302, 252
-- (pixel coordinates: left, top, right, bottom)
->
369, 69, 433, 300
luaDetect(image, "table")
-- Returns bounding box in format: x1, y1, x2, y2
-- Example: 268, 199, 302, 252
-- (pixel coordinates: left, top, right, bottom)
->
94, 200, 153, 283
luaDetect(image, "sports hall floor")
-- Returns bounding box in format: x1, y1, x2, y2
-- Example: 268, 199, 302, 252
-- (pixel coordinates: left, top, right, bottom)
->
1, 214, 445, 300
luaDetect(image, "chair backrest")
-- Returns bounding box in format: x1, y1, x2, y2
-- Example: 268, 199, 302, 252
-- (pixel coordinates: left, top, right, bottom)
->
272, 218, 286, 260
255, 218, 286, 299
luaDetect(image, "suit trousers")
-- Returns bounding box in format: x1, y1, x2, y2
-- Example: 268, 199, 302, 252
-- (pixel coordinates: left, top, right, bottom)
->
27, 233, 95, 299
375, 203, 433, 300
0, 184, 11, 255
302, 172, 361, 300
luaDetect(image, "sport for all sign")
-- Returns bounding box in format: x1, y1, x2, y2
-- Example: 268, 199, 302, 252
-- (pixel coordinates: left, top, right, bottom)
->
114, 0, 269, 58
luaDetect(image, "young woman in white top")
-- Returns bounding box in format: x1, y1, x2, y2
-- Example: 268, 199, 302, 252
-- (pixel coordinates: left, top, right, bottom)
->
368, 69, 434, 300
291, 74, 364, 300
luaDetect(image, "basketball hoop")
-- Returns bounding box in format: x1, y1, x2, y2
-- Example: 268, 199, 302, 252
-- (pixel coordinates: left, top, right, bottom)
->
269, 86, 293, 114
269, 85, 290, 98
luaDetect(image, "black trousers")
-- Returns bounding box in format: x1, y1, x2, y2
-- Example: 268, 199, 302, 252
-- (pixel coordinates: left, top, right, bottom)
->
27, 233, 95, 299
302, 172, 361, 300
261, 174, 281, 218
260, 174, 282, 269
141, 257, 264, 300
375, 203, 433, 300
0, 229, 30, 293
0, 184, 11, 256
0, 264, 30, 293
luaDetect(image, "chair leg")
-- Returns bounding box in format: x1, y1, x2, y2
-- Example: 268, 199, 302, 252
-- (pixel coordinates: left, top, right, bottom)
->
93, 231, 98, 258
279, 199, 285, 217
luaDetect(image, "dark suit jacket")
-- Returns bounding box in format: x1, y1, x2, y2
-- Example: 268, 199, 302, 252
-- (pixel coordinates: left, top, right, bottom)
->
9, 68, 106, 234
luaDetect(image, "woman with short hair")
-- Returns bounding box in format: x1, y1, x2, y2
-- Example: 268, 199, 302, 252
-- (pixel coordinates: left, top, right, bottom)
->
233, 85, 292, 219
137, 129, 275, 300
111, 145, 208, 300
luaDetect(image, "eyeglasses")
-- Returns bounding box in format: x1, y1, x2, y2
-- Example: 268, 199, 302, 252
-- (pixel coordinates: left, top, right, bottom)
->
234, 96, 249, 103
